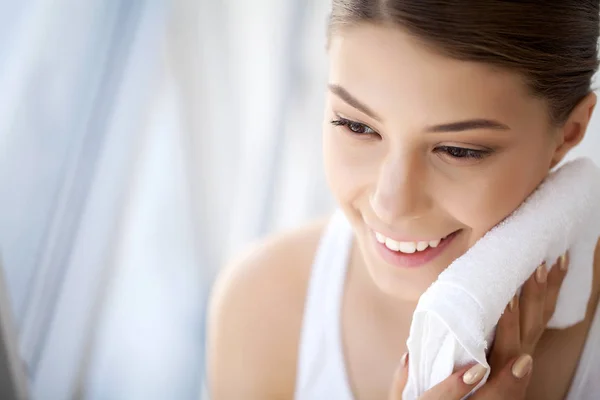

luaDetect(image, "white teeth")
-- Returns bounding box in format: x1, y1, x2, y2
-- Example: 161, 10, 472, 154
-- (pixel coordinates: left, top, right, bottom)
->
385, 238, 401, 251
377, 231, 446, 254
399, 242, 417, 254
416, 241, 429, 251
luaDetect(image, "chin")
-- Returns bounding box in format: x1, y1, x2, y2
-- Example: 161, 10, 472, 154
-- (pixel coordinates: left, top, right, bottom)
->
367, 259, 440, 301
355, 232, 442, 301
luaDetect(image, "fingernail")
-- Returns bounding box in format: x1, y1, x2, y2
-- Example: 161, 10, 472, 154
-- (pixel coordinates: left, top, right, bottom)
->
559, 253, 568, 271
535, 263, 547, 284
400, 352, 408, 368
511, 354, 533, 379
463, 364, 487, 385
509, 295, 518, 311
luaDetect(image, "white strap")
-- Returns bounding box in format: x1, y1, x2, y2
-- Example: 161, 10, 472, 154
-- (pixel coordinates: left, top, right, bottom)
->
295, 210, 354, 400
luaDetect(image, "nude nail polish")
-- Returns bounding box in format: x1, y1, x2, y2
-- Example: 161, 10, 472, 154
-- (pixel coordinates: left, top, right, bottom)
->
512, 354, 533, 379
535, 263, 547, 283
509, 295, 518, 311
559, 253, 568, 271
463, 364, 487, 385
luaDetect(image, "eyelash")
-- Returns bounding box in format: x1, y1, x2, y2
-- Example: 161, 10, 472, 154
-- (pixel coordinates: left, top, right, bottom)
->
433, 146, 490, 160
330, 117, 491, 160
330, 117, 377, 136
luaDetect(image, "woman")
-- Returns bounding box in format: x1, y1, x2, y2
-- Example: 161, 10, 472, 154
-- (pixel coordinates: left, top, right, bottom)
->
207, 1, 600, 399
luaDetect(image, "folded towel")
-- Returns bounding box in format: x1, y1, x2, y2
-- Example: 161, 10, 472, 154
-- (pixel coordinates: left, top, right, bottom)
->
403, 157, 600, 399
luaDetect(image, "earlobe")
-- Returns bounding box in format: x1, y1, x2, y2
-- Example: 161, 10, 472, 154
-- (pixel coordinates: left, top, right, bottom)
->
550, 92, 597, 168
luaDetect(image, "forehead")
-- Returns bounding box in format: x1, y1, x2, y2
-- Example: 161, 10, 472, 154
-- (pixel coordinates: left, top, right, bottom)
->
327, 24, 546, 127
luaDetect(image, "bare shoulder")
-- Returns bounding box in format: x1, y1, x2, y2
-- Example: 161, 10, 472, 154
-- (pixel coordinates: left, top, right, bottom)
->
206, 216, 330, 400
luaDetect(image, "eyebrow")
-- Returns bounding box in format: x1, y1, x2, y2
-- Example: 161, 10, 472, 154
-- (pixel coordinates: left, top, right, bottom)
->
328, 84, 382, 121
425, 119, 510, 133
328, 83, 511, 133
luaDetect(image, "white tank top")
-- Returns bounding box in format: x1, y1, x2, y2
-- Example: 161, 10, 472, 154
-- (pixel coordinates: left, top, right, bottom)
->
294, 210, 600, 399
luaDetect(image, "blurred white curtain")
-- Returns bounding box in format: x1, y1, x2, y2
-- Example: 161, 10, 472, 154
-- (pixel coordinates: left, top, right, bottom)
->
80, 3, 207, 400
220, 0, 335, 255
167, 0, 334, 275
83, 71, 205, 400
0, 0, 171, 398
26, 1, 165, 398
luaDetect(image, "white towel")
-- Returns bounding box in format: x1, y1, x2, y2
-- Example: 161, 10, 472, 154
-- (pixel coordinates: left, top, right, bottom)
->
403, 157, 600, 400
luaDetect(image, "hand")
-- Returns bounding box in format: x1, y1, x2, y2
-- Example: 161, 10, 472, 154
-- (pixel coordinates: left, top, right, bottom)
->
389, 253, 570, 400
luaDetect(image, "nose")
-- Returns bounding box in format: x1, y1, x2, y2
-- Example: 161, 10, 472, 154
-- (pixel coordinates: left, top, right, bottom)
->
370, 151, 433, 225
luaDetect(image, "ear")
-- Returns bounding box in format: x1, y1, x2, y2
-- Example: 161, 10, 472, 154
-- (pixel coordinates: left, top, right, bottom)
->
550, 92, 597, 168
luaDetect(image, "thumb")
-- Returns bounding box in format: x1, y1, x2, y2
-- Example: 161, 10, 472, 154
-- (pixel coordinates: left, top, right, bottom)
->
389, 352, 409, 400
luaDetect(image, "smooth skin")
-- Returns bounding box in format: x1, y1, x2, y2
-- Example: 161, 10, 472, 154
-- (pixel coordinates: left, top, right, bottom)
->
208, 23, 600, 400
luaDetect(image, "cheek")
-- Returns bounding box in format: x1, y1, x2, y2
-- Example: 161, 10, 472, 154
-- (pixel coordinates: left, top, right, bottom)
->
322, 128, 380, 204
437, 146, 552, 242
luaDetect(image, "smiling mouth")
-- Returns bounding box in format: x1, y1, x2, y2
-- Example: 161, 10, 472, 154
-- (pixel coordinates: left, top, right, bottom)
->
373, 231, 454, 254
371, 229, 462, 268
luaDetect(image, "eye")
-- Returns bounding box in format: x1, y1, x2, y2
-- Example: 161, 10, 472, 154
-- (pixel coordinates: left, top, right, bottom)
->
435, 145, 491, 160
330, 117, 378, 136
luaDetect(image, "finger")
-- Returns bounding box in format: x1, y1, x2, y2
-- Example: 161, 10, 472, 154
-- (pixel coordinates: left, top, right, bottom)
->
520, 262, 547, 352
543, 252, 569, 323
389, 353, 409, 400
489, 294, 520, 377
418, 363, 487, 400
472, 354, 533, 400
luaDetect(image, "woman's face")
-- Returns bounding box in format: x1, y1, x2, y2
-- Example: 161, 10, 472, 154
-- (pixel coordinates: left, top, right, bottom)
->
323, 24, 562, 300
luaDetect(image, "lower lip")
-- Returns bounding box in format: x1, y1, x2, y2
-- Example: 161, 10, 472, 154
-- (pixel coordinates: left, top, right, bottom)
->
372, 230, 460, 268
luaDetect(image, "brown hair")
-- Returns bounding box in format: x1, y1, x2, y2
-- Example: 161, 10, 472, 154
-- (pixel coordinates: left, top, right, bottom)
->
329, 1, 600, 125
